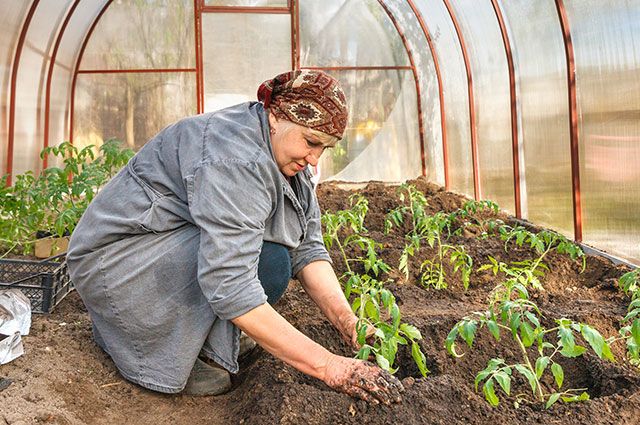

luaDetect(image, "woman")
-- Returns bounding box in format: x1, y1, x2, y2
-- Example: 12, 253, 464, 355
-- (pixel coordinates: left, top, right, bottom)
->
67, 70, 403, 404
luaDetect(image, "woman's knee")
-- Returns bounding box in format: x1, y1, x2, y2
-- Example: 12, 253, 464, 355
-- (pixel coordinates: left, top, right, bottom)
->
257, 242, 292, 304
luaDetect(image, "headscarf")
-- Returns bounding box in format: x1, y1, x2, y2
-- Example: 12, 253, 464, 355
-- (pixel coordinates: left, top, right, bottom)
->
257, 70, 348, 139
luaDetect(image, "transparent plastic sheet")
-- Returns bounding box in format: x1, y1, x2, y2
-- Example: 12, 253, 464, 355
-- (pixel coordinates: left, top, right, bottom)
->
0, 289, 31, 365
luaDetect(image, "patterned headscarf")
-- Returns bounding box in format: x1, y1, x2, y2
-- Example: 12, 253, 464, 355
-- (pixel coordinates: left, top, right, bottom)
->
257, 70, 348, 139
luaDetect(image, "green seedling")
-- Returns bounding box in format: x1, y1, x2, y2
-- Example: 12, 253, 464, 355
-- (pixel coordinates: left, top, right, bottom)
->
446, 297, 615, 408
323, 194, 428, 377
447, 199, 503, 239
613, 270, 640, 367
479, 256, 549, 304
0, 140, 134, 257
385, 184, 431, 279
349, 273, 428, 377
498, 226, 586, 274
418, 214, 473, 290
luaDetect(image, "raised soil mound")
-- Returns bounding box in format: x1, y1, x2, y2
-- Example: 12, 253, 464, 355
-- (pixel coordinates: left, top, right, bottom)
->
1, 178, 639, 424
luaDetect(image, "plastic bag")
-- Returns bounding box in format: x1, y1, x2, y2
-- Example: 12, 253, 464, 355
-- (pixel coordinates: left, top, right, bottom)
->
0, 332, 23, 365
0, 289, 31, 365
0, 289, 31, 335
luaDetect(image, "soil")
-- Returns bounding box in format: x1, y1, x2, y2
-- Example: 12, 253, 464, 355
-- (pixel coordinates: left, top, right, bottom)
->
1, 177, 639, 425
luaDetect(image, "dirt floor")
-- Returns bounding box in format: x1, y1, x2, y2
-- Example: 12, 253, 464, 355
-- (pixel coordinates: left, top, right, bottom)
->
1, 178, 639, 424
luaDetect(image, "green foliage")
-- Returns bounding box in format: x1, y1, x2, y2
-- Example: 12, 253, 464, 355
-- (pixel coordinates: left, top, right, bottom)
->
448, 199, 503, 239
446, 294, 614, 408
498, 225, 586, 272
385, 185, 473, 288
322, 193, 428, 377
617, 269, 640, 367
0, 140, 134, 256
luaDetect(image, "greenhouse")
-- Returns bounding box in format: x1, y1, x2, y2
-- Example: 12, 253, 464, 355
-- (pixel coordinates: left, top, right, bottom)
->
1, 1, 639, 424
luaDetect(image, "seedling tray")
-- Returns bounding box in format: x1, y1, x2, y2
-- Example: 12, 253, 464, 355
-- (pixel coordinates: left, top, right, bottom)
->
0, 254, 73, 313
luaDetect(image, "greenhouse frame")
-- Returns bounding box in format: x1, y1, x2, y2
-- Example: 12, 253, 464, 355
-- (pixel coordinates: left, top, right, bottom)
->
2, 0, 639, 265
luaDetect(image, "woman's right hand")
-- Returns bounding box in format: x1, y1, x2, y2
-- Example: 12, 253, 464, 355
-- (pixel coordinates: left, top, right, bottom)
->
323, 355, 404, 405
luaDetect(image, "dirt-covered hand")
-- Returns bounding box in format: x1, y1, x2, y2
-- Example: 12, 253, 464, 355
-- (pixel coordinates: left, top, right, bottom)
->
323, 355, 404, 405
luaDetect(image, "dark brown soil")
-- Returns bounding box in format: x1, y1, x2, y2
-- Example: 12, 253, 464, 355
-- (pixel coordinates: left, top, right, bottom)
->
1, 178, 639, 425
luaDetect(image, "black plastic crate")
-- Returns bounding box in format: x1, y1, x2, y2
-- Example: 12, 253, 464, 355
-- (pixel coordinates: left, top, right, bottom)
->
0, 254, 73, 313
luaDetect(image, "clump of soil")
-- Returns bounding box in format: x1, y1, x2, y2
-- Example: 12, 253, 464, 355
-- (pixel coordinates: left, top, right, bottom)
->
1, 178, 639, 425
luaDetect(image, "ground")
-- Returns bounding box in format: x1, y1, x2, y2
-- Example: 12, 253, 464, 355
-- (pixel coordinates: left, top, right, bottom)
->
1, 178, 639, 424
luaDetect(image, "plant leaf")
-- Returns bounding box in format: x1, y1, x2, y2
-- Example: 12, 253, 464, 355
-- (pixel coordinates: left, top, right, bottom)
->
546, 392, 561, 409
400, 323, 422, 340
581, 324, 615, 361
486, 319, 501, 341
375, 353, 391, 372
493, 371, 511, 396
514, 364, 537, 394
535, 356, 550, 379
551, 363, 564, 388
460, 320, 478, 347
411, 342, 429, 377
483, 379, 500, 406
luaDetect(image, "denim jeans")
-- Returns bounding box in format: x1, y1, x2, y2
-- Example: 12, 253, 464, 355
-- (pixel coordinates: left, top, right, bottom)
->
257, 241, 291, 304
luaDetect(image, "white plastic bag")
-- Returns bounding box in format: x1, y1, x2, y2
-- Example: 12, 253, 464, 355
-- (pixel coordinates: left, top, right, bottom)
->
0, 289, 31, 365
0, 289, 31, 336
0, 332, 23, 365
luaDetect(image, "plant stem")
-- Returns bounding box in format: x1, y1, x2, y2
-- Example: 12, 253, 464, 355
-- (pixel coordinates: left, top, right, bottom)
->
514, 333, 545, 401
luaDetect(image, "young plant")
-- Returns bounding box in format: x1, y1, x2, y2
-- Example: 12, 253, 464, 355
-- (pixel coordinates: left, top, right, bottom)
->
0, 140, 134, 256
446, 288, 615, 409
418, 212, 473, 290
322, 195, 429, 377
614, 270, 640, 367
384, 184, 430, 279
498, 226, 586, 274
447, 199, 503, 239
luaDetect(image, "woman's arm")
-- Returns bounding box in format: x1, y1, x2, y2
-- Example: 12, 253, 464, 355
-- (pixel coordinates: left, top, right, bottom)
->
231, 303, 403, 404
296, 260, 361, 348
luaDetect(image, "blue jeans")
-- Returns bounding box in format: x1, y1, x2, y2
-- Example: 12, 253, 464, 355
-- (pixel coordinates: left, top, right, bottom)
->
257, 241, 291, 304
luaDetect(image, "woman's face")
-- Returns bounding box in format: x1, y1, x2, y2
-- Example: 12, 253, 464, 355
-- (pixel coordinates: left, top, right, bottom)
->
268, 114, 333, 177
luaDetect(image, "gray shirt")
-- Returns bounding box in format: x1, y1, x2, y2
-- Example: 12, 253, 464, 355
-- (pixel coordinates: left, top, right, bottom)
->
67, 102, 330, 393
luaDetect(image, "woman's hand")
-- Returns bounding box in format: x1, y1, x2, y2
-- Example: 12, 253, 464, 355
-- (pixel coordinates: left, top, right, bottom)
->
323, 355, 404, 405
340, 315, 375, 351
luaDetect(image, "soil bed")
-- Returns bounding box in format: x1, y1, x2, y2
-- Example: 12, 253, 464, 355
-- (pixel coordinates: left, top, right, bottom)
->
1, 178, 639, 424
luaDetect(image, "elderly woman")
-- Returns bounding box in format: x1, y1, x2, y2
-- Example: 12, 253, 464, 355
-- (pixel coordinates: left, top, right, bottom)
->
67, 70, 403, 404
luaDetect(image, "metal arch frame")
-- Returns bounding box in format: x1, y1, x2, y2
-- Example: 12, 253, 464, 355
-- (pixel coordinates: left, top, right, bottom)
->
293, 0, 300, 69
442, 0, 480, 200
43, 0, 81, 169
376, 0, 427, 177
6, 0, 41, 185
195, 0, 204, 113
554, 0, 582, 242
406, 0, 449, 189
490, 0, 522, 219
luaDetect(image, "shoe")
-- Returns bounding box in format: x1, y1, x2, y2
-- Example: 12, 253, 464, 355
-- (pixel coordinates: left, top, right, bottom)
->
183, 358, 231, 396
239, 331, 257, 358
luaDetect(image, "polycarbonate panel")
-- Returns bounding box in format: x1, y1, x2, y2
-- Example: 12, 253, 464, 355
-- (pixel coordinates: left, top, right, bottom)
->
12, 0, 73, 177
0, 0, 31, 175
500, 0, 573, 235
47, 0, 111, 169
74, 72, 196, 151
81, 0, 194, 70
414, 0, 473, 196
205, 0, 287, 5
48, 68, 71, 152
381, 0, 444, 185
451, 0, 514, 213
300, 0, 409, 67
319, 70, 421, 182
566, 1, 640, 264
202, 13, 290, 112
